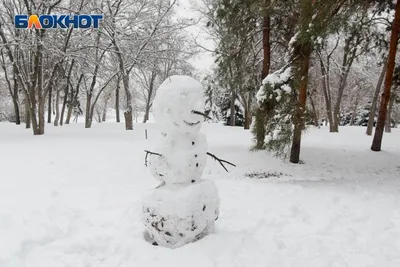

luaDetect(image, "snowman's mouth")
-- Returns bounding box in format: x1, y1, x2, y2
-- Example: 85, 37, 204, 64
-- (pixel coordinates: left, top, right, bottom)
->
184, 120, 200, 126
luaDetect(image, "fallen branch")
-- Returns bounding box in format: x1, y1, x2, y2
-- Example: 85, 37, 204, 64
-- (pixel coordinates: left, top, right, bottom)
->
144, 150, 162, 166
206, 152, 236, 172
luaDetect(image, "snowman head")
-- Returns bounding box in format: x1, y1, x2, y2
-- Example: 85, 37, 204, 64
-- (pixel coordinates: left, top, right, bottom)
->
153, 75, 207, 134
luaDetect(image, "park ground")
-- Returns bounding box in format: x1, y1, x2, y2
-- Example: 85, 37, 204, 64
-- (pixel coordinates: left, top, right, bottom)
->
0, 121, 400, 267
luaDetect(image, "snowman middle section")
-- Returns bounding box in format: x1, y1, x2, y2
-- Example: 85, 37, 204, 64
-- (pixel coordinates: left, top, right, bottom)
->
148, 131, 208, 184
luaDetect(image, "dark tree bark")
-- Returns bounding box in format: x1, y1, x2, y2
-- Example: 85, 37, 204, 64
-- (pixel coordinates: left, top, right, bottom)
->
0, 51, 21, 125
0, 32, 21, 125
255, 0, 271, 146
317, 47, 336, 132
122, 74, 133, 130
289, 0, 313, 164
60, 60, 75, 126
371, 0, 400, 151
85, 92, 93, 128
115, 75, 121, 123
25, 96, 31, 129
229, 91, 235, 126
102, 106, 107, 122
54, 88, 61, 126
12, 71, 21, 125
143, 70, 156, 123
37, 34, 46, 135
254, 108, 266, 148
385, 92, 396, 133
308, 91, 319, 127
290, 45, 311, 163
366, 57, 387, 135
331, 36, 358, 132
85, 32, 107, 128
47, 86, 52, 123
261, 0, 271, 79
243, 108, 251, 129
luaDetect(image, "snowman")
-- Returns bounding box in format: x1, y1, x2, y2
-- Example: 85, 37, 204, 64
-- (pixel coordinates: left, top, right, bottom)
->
142, 75, 235, 248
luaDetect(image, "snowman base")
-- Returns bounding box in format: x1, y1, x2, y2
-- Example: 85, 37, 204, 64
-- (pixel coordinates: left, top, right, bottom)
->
142, 180, 219, 248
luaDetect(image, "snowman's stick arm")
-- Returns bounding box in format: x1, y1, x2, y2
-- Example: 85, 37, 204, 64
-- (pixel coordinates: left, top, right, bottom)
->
192, 110, 212, 120
144, 150, 162, 166
206, 152, 236, 172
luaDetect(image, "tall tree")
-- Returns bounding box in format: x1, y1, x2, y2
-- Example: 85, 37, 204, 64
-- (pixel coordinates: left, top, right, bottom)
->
371, 0, 400, 151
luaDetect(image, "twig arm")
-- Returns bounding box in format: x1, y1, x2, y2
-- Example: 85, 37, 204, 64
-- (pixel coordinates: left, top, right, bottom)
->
144, 150, 162, 166
206, 152, 236, 172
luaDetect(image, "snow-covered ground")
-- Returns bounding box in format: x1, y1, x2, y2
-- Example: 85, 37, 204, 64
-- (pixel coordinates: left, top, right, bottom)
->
1, 122, 400, 267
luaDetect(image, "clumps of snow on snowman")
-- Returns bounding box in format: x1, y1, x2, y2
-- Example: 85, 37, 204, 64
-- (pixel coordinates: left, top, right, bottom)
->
142, 75, 235, 248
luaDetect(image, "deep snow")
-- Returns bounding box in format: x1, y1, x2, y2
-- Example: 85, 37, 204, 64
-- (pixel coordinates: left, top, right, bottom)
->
1, 122, 400, 267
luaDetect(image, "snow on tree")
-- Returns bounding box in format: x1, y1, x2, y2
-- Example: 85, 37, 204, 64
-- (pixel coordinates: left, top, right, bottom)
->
255, 65, 295, 157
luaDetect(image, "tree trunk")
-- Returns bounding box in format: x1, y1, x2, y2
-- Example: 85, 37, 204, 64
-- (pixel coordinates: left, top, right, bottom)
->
102, 109, 107, 122
229, 91, 235, 126
143, 73, 156, 123
289, 0, 313, 163
261, 0, 271, 79
290, 48, 311, 163
254, 107, 266, 149
25, 97, 31, 129
10, 69, 21, 125
371, 0, 400, 151
254, 0, 271, 145
29, 100, 40, 135
308, 92, 319, 127
12, 97, 21, 125
115, 76, 120, 123
102, 96, 108, 122
350, 95, 359, 126
0, 36, 21, 125
60, 86, 68, 126
47, 87, 52, 123
124, 111, 133, 130
37, 40, 45, 135
385, 92, 395, 133
122, 74, 133, 130
66, 73, 83, 124
143, 104, 151, 123
290, 1, 312, 163
66, 104, 73, 124
85, 92, 92, 128
54, 89, 60, 126
60, 61, 74, 126
318, 56, 335, 132
244, 103, 250, 130
332, 37, 357, 133
366, 57, 387, 135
